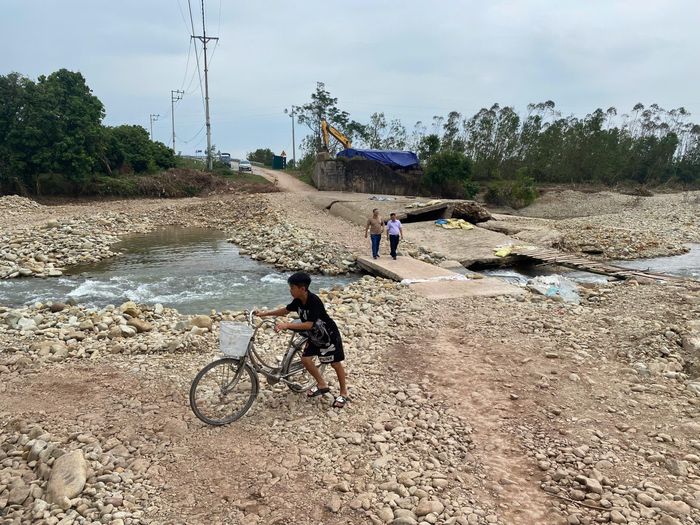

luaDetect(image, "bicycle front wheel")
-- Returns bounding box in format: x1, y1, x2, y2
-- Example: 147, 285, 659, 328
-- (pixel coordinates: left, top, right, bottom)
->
189, 358, 259, 426
281, 346, 327, 393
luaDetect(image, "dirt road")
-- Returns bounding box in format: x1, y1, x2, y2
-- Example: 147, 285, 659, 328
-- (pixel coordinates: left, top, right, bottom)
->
254, 166, 316, 193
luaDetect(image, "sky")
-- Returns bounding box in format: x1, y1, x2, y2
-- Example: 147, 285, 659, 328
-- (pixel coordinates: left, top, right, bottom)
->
3, 0, 700, 160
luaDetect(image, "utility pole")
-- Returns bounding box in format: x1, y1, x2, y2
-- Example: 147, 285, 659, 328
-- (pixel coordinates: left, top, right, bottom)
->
191, 0, 218, 170
149, 113, 160, 140
284, 106, 297, 168
170, 90, 184, 153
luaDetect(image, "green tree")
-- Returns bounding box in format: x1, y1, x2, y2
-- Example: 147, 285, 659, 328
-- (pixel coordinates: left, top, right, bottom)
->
33, 69, 105, 182
247, 148, 275, 166
416, 134, 440, 163
296, 82, 365, 154
423, 150, 478, 198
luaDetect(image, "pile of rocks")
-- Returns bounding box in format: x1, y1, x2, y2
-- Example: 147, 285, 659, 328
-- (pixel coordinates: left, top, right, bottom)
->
0, 195, 42, 220
0, 300, 220, 363
0, 213, 155, 279
0, 422, 159, 525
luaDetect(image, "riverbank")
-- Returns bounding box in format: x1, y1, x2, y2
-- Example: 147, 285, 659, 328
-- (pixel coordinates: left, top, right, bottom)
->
1, 188, 700, 524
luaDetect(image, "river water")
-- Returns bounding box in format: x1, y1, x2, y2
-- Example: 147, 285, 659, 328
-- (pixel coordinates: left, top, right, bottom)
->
612, 244, 700, 280
0, 228, 357, 314
483, 244, 700, 285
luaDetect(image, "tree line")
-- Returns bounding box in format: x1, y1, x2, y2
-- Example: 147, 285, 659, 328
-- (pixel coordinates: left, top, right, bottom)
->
293, 83, 700, 189
0, 69, 176, 195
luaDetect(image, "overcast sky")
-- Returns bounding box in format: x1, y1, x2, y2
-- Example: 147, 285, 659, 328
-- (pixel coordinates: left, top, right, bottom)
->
3, 0, 699, 159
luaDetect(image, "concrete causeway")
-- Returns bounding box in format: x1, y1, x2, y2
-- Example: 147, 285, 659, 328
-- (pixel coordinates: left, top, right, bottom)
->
356, 256, 524, 299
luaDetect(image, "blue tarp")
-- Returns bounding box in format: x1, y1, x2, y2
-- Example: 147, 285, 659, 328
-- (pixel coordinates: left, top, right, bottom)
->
336, 148, 420, 168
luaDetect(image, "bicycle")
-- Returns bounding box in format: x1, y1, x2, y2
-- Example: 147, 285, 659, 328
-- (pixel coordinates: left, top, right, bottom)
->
189, 310, 327, 426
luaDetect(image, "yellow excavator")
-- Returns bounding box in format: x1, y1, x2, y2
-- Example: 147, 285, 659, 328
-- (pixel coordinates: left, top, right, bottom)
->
321, 119, 351, 150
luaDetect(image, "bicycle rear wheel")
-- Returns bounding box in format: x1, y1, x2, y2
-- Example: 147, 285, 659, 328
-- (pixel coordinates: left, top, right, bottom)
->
189, 358, 259, 425
281, 346, 327, 393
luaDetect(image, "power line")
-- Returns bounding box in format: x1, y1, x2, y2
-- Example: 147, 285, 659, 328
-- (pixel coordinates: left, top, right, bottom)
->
182, 124, 206, 144
187, 0, 206, 113
179, 39, 193, 92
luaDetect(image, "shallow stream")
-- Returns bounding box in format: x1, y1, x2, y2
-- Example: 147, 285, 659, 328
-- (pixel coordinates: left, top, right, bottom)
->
0, 228, 357, 314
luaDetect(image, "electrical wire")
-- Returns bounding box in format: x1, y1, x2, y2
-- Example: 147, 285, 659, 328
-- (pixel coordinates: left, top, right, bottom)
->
179, 39, 193, 92
187, 0, 206, 113
182, 124, 206, 144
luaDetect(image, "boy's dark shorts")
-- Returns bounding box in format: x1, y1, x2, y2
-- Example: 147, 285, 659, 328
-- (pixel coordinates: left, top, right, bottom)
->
303, 335, 344, 364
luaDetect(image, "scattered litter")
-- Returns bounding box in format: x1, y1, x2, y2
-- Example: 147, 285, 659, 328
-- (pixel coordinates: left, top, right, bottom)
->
493, 244, 536, 257
494, 245, 514, 257
434, 218, 473, 230
400, 274, 469, 285
527, 275, 580, 304
369, 195, 395, 201
405, 199, 443, 209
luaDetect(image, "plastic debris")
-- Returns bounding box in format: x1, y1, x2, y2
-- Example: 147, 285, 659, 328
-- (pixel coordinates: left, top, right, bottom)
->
406, 199, 443, 209
435, 218, 473, 230
527, 275, 580, 304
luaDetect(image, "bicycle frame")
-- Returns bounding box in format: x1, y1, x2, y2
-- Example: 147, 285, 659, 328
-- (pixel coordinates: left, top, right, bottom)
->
239, 312, 309, 386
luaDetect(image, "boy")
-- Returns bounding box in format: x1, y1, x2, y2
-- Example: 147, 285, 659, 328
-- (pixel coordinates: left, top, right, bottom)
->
255, 272, 348, 408
386, 212, 403, 260
364, 208, 383, 259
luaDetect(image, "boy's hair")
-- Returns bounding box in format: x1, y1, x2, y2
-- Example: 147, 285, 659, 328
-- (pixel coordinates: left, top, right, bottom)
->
390, 212, 396, 217
372, 208, 379, 213
287, 272, 312, 290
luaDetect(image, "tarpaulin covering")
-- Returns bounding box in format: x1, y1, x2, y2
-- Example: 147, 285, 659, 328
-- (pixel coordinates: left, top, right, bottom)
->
336, 148, 420, 168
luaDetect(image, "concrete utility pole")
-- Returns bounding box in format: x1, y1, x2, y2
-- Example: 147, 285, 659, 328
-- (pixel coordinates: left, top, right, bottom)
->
149, 114, 160, 140
191, 0, 218, 170
170, 90, 184, 153
284, 106, 297, 168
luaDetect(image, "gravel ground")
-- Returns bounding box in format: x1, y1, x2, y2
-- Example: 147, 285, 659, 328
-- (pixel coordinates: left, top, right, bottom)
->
1, 189, 700, 524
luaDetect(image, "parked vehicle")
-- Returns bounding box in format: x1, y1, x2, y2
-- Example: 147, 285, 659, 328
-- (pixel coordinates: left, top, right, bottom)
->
238, 159, 252, 172
219, 152, 232, 167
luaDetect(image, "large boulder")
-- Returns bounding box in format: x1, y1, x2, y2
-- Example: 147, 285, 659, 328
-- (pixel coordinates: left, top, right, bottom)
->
189, 315, 213, 330
47, 450, 87, 504
450, 201, 492, 223
127, 318, 153, 333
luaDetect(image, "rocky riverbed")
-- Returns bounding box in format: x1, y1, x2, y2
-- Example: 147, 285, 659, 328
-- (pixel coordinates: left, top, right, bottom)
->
1, 189, 700, 524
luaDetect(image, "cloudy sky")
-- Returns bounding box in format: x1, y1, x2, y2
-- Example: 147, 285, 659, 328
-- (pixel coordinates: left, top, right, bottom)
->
3, 0, 699, 159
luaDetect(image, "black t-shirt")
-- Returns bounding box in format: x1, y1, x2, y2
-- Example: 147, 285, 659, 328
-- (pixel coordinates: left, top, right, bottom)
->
286, 292, 340, 338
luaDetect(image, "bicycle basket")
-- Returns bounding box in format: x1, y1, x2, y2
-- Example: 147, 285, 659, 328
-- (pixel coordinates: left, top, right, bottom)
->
219, 322, 254, 358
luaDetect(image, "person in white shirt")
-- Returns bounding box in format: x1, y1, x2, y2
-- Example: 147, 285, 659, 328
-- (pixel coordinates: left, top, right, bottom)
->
386, 213, 403, 260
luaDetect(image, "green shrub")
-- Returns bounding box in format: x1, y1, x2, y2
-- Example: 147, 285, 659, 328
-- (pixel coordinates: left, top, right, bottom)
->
36, 173, 78, 195
484, 169, 538, 208
423, 150, 478, 198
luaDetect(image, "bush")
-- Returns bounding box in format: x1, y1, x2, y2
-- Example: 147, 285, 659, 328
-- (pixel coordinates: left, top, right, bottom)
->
484, 169, 538, 209
423, 150, 478, 198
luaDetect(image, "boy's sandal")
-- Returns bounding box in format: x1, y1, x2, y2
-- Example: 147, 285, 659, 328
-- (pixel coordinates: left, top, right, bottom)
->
332, 395, 348, 408
307, 386, 330, 398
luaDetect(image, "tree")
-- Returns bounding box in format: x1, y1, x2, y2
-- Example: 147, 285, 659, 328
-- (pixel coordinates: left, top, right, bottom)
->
416, 134, 440, 163
423, 150, 478, 198
364, 112, 408, 150
32, 69, 105, 181
296, 82, 365, 155
247, 148, 275, 166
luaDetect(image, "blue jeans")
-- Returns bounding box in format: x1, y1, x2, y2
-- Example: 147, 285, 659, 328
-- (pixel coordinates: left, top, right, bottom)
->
370, 234, 381, 258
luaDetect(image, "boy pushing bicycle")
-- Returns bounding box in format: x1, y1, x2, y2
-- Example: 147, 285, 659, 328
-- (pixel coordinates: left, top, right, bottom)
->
255, 272, 349, 408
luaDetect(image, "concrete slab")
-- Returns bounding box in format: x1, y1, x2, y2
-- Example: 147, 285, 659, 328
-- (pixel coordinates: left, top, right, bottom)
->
356, 255, 524, 299
356, 255, 456, 281
409, 278, 524, 299
404, 222, 515, 267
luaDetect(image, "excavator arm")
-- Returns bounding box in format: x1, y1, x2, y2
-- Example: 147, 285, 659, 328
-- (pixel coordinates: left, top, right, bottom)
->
321, 120, 352, 150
